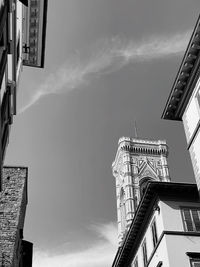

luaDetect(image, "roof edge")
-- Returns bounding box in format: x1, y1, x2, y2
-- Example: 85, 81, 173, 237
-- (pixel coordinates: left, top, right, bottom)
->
162, 14, 200, 121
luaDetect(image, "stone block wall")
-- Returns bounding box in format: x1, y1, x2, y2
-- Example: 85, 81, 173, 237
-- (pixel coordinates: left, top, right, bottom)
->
0, 167, 28, 267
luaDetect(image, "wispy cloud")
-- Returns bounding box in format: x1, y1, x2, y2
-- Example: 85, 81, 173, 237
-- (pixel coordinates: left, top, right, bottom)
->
20, 31, 190, 113
33, 222, 118, 267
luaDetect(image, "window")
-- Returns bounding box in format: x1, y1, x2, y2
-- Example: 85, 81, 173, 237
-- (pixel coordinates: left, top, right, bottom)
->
0, 39, 5, 61
120, 188, 127, 231
0, 24, 6, 63
196, 88, 200, 111
1, 71, 6, 102
151, 219, 158, 248
16, 37, 20, 63
191, 260, 200, 267
133, 257, 138, 267
182, 208, 200, 232
187, 252, 200, 267
142, 239, 147, 266
0, 0, 5, 18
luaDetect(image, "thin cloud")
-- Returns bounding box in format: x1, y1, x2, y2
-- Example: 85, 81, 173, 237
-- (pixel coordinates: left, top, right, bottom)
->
33, 222, 118, 267
20, 31, 190, 113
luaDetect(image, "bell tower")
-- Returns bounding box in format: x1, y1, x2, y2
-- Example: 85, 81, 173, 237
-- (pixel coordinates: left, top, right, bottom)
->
112, 137, 170, 246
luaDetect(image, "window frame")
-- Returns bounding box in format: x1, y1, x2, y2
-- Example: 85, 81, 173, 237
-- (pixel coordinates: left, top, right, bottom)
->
181, 207, 200, 232
190, 259, 200, 267
151, 218, 158, 248
133, 256, 138, 267
187, 252, 200, 267
142, 238, 148, 267
16, 35, 20, 64
195, 86, 200, 117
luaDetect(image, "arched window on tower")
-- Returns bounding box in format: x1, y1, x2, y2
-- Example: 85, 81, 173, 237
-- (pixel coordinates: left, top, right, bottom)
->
120, 188, 127, 232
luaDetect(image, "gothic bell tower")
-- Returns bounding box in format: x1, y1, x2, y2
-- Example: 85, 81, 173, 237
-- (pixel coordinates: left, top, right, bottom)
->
112, 137, 170, 246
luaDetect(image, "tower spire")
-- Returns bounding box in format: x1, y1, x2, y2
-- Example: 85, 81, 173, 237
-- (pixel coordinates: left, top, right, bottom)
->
134, 121, 138, 138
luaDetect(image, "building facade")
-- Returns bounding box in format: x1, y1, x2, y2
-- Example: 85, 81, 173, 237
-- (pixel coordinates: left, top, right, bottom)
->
0, 0, 48, 189
112, 181, 200, 267
0, 167, 32, 267
112, 137, 170, 246
0, 1, 48, 265
112, 137, 200, 267
162, 15, 200, 193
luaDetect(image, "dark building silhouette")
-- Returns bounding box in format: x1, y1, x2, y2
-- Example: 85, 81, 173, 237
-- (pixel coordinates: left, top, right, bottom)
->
0, 1, 48, 266
0, 167, 33, 266
0, 0, 48, 189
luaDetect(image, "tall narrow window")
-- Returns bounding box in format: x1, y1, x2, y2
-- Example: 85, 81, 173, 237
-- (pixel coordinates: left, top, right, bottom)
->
151, 219, 158, 248
17, 37, 20, 64
182, 208, 200, 232
120, 188, 126, 232
142, 239, 148, 266
0, 25, 6, 64
196, 88, 200, 111
0, 34, 4, 61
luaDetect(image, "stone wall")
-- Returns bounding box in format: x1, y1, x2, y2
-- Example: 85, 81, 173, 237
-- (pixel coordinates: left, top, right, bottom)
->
0, 167, 28, 267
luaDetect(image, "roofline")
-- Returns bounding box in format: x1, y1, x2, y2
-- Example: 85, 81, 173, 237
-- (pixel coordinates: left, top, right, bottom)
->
112, 181, 199, 266
112, 137, 169, 173
3, 165, 28, 170
162, 14, 200, 121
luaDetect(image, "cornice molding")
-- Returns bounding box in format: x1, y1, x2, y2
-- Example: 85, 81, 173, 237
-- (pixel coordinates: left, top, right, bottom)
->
162, 14, 200, 121
112, 137, 168, 175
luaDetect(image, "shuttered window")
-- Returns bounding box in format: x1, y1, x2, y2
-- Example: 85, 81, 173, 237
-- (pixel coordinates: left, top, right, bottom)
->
191, 260, 200, 267
191, 210, 200, 231
142, 239, 147, 266
196, 89, 200, 110
182, 208, 200, 232
120, 188, 127, 232
151, 219, 158, 248
187, 252, 200, 267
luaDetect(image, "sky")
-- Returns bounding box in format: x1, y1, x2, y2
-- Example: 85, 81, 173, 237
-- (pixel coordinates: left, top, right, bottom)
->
5, 1, 200, 266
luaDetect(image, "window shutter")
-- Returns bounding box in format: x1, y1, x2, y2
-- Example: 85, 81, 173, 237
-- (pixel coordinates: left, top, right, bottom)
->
183, 209, 193, 231
191, 210, 200, 231
142, 240, 147, 266
151, 220, 158, 247
196, 89, 200, 109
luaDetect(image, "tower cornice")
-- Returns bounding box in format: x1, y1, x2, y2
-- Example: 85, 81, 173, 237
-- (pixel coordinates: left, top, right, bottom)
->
112, 137, 168, 176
